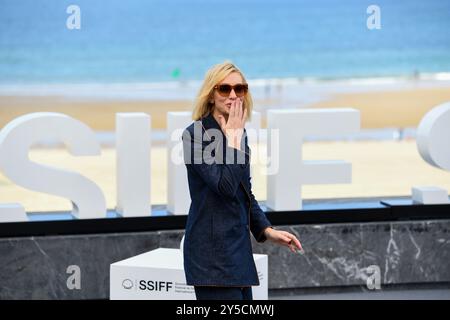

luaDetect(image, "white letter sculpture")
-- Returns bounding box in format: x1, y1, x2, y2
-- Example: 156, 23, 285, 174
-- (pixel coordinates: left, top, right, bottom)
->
414, 102, 450, 204
167, 112, 192, 215
266, 108, 360, 211
0, 112, 105, 222
116, 113, 152, 217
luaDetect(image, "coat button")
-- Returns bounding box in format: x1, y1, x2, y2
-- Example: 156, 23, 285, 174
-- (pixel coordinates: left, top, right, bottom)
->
245, 225, 249, 231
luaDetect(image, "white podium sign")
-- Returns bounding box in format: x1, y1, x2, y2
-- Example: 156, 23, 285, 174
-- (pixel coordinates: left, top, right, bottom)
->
110, 248, 268, 300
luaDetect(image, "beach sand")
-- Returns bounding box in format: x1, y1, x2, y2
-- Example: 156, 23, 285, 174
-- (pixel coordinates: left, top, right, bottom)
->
2, 86, 450, 130
308, 87, 450, 129
1, 140, 449, 213
0, 96, 194, 131
1, 85, 450, 212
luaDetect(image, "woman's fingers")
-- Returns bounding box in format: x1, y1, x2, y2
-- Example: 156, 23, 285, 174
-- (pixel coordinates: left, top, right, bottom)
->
229, 100, 236, 119
274, 230, 292, 244
278, 234, 292, 245
217, 115, 226, 131
281, 231, 303, 252
289, 238, 302, 251
237, 98, 243, 120
289, 244, 297, 253
268, 229, 305, 254
294, 238, 303, 251
283, 232, 301, 249
227, 99, 245, 130
230, 99, 239, 124
242, 104, 248, 123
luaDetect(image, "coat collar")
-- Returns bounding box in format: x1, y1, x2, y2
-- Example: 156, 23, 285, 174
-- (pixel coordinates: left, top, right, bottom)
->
201, 111, 222, 131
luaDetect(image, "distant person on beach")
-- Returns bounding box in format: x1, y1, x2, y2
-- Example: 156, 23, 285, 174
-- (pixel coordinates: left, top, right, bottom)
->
182, 61, 303, 300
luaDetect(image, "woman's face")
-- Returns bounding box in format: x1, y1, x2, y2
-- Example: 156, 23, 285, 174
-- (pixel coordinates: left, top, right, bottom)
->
212, 72, 245, 118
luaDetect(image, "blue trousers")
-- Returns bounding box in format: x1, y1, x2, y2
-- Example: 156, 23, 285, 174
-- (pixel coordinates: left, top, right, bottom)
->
194, 286, 253, 300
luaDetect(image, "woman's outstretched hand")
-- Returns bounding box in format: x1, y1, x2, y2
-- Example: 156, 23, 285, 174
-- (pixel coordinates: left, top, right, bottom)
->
263, 227, 304, 254
217, 98, 247, 150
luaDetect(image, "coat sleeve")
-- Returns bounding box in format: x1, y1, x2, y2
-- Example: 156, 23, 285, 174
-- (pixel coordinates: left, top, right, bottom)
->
182, 127, 250, 199
248, 174, 273, 243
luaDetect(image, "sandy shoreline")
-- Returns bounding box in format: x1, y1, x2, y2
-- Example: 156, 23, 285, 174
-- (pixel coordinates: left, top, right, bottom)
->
1, 85, 450, 130
1, 83, 450, 212
309, 87, 450, 129
0, 96, 194, 131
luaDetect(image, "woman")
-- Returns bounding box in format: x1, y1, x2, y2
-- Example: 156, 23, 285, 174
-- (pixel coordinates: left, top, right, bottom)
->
182, 61, 303, 300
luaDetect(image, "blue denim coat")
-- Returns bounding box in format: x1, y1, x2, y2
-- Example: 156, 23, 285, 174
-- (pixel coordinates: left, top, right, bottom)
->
182, 112, 272, 286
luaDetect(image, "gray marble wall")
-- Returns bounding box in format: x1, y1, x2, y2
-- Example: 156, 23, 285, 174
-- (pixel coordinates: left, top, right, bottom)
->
1, 219, 449, 299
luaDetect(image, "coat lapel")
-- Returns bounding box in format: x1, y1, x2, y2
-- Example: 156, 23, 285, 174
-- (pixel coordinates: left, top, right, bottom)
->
200, 112, 252, 200
201, 112, 221, 131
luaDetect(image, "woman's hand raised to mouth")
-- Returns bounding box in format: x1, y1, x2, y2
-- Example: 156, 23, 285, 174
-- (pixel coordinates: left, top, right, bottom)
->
217, 98, 247, 150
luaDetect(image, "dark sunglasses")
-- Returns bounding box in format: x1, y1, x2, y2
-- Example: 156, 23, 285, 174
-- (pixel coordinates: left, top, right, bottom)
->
214, 83, 249, 97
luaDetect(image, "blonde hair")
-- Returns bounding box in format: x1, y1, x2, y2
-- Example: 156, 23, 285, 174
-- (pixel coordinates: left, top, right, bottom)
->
192, 61, 253, 121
